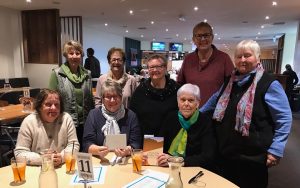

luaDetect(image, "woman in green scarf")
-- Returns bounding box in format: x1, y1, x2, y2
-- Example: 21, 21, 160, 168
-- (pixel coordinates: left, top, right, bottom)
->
49, 40, 94, 151
157, 83, 216, 169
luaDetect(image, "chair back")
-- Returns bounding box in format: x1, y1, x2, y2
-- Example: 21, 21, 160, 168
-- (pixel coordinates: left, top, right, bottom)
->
0, 79, 5, 88
8, 77, 30, 88
0, 91, 23, 104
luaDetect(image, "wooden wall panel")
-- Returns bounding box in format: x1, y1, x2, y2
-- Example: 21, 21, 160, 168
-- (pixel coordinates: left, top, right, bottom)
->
22, 9, 61, 64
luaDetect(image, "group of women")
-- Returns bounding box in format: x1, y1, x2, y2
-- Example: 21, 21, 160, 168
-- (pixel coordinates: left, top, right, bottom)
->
13, 21, 292, 188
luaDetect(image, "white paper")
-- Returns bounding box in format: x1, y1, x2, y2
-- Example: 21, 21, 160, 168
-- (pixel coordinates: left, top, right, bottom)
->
104, 134, 127, 150
70, 166, 107, 185
123, 170, 169, 188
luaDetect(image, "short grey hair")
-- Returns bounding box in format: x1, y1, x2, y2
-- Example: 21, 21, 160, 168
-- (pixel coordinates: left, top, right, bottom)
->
235, 40, 260, 60
101, 80, 123, 98
177, 83, 201, 101
147, 54, 168, 67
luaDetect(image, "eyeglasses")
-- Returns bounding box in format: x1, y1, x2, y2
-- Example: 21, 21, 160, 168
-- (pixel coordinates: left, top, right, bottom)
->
110, 58, 124, 63
148, 65, 165, 71
103, 95, 121, 101
193, 33, 212, 40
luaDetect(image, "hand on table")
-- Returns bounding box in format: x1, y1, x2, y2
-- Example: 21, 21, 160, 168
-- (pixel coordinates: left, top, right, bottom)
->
157, 153, 171, 167
97, 146, 109, 159
53, 153, 62, 167
114, 146, 132, 157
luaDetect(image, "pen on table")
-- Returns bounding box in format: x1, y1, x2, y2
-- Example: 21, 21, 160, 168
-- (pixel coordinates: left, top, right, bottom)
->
188, 170, 204, 184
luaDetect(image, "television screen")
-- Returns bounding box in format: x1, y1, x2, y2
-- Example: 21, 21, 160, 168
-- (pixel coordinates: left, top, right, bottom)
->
169, 43, 183, 51
151, 42, 165, 51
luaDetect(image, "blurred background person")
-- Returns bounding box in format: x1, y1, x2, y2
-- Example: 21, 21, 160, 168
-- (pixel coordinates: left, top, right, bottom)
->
14, 89, 79, 167
130, 54, 180, 136
49, 40, 94, 150
177, 22, 234, 107
84, 47, 101, 88
283, 64, 298, 104
157, 84, 216, 170
83, 80, 142, 158
95, 47, 137, 108
201, 40, 292, 188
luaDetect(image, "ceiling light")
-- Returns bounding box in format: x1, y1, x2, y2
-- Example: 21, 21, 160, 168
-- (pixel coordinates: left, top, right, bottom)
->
184, 38, 187, 40
194, 6, 198, 11
126, 30, 129, 33
104, 23, 108, 26
261, 25, 264, 29
272, 1, 277, 6
151, 21, 154, 24
214, 33, 218, 36
26, 0, 31, 2
141, 35, 144, 38
256, 36, 259, 39
152, 38, 156, 41
165, 28, 169, 32
218, 37, 221, 40
178, 15, 186, 22
204, 19, 207, 22
176, 34, 179, 37
258, 32, 261, 35
265, 16, 270, 20
129, 10, 133, 15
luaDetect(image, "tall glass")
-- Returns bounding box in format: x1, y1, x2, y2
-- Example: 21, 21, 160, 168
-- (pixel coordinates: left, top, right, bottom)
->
64, 150, 76, 174
131, 149, 143, 173
11, 156, 26, 184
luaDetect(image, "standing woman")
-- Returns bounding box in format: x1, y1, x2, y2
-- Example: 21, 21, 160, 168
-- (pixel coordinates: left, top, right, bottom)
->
202, 40, 292, 187
130, 54, 180, 136
177, 22, 234, 107
49, 40, 94, 150
95, 47, 137, 108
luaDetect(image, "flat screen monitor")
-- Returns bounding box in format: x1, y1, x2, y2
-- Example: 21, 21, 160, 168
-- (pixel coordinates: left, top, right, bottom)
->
151, 42, 165, 51
169, 43, 183, 51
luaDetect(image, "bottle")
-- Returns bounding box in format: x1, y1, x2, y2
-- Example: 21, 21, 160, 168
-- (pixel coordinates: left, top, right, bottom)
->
39, 153, 58, 188
165, 156, 184, 188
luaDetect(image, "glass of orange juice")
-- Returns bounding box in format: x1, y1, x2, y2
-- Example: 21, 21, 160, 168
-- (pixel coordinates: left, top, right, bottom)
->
11, 156, 26, 184
131, 149, 143, 173
64, 150, 76, 174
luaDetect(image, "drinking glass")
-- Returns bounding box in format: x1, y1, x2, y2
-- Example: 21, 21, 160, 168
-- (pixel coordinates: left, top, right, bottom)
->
131, 149, 143, 173
11, 156, 26, 184
64, 150, 76, 174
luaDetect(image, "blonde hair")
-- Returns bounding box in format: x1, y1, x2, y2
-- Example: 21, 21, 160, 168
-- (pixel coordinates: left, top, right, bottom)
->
235, 40, 260, 60
62, 40, 84, 58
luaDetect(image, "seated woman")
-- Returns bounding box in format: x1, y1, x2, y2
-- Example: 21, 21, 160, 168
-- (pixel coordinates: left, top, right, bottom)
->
156, 83, 216, 169
83, 80, 142, 158
14, 89, 80, 167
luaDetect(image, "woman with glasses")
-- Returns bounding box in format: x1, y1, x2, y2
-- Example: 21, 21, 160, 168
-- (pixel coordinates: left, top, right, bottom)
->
177, 22, 234, 107
14, 89, 79, 166
83, 80, 142, 158
49, 40, 94, 151
130, 54, 180, 136
95, 47, 137, 108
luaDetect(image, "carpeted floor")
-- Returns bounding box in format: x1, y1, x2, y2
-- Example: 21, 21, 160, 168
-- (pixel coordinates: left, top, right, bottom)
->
268, 111, 300, 188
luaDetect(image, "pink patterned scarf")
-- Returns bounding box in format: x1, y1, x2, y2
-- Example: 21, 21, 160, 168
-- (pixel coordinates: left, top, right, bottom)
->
213, 63, 264, 136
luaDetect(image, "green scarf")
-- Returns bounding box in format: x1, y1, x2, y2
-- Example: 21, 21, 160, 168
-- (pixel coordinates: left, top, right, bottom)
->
168, 110, 199, 157
61, 63, 87, 83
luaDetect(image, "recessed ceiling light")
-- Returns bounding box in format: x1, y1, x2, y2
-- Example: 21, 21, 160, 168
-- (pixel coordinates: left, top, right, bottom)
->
204, 19, 207, 22
126, 30, 129, 33
26, 0, 31, 3
256, 36, 259, 39
165, 28, 169, 32
151, 21, 154, 24
152, 38, 156, 41
258, 32, 261, 35
176, 34, 179, 37
218, 37, 221, 40
129, 10, 133, 15
104, 23, 108, 26
261, 25, 264, 29
141, 35, 144, 38
194, 6, 198, 11
272, 1, 277, 6
265, 16, 270, 20
184, 38, 187, 40
214, 33, 218, 36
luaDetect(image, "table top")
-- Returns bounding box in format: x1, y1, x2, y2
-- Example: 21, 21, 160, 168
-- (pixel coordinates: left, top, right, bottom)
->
0, 151, 238, 188
0, 87, 30, 94
0, 104, 32, 125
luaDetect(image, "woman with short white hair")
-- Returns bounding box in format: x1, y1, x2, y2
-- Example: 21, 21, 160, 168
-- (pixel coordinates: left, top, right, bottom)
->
156, 83, 216, 169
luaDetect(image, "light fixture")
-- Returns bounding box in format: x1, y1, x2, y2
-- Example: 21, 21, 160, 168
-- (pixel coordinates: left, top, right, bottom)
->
272, 1, 277, 6
261, 25, 264, 29
204, 19, 208, 23
178, 15, 186, 22
129, 10, 133, 15
194, 6, 198, 11
104, 23, 108, 26
26, 0, 31, 2
126, 30, 129, 33
176, 34, 179, 37
141, 35, 144, 38
151, 21, 154, 24
265, 16, 270, 20
165, 28, 169, 32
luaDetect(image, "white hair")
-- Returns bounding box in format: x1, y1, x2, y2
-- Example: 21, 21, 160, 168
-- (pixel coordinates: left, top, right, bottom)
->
177, 83, 200, 100
235, 39, 261, 60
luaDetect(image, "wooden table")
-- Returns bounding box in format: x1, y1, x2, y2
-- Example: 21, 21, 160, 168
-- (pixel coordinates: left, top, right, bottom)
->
0, 88, 29, 94
0, 104, 32, 125
0, 151, 238, 188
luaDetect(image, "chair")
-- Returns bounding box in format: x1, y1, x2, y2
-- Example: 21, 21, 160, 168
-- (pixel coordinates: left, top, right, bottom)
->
8, 77, 30, 88
0, 91, 23, 104
0, 79, 5, 88
30, 88, 41, 99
